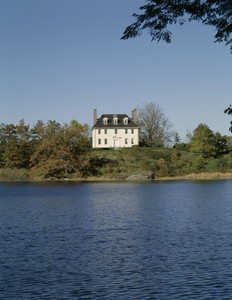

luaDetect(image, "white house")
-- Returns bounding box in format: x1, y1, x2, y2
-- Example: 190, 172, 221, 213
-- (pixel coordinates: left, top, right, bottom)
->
92, 109, 139, 148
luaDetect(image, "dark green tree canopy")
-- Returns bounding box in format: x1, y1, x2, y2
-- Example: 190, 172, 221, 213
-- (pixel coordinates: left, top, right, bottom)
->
122, 0, 232, 51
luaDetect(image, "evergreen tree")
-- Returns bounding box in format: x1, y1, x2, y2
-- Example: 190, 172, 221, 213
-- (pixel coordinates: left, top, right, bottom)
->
2, 120, 32, 168
30, 120, 45, 149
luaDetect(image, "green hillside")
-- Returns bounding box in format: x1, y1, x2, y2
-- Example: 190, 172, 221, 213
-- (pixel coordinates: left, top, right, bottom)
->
86, 146, 232, 180
1, 146, 232, 181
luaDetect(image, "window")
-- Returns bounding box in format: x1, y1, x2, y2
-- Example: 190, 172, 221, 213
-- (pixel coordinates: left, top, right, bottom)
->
98, 129, 101, 134
131, 138, 134, 145
125, 129, 128, 134
125, 138, 128, 145
123, 118, 128, 125
131, 129, 134, 134
98, 139, 101, 145
115, 129, 117, 134
104, 139, 107, 145
105, 129, 107, 134
113, 117, 118, 125
103, 118, 108, 125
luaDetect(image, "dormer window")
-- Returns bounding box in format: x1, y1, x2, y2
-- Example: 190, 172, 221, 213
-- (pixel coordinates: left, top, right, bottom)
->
123, 117, 128, 125
113, 117, 118, 125
103, 117, 108, 125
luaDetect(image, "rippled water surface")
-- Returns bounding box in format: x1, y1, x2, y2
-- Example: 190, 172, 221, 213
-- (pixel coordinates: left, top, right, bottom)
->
1, 181, 232, 299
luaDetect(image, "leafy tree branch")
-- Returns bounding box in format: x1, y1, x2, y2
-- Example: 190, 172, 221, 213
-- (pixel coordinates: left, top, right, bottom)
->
122, 0, 232, 52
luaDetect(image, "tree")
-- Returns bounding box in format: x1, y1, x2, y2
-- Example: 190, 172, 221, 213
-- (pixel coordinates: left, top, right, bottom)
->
121, 0, 232, 52
30, 121, 91, 178
0, 120, 33, 168
1, 123, 18, 168
190, 123, 218, 157
137, 102, 173, 147
186, 129, 193, 144
226, 135, 232, 148
214, 132, 228, 154
30, 120, 45, 149
173, 131, 181, 144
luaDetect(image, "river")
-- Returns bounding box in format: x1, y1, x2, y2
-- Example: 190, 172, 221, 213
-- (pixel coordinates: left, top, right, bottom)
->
1, 181, 232, 299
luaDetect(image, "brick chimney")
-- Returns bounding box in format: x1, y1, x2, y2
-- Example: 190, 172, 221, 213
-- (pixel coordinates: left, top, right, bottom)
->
93, 109, 97, 125
131, 109, 137, 123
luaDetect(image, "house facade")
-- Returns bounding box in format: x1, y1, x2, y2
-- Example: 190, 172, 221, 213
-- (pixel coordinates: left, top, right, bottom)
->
92, 109, 139, 148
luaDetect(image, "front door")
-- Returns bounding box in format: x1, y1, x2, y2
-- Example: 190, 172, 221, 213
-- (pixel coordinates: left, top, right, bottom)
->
114, 138, 119, 148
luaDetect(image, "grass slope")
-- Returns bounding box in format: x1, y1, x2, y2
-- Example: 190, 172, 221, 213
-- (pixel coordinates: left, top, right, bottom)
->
88, 147, 232, 179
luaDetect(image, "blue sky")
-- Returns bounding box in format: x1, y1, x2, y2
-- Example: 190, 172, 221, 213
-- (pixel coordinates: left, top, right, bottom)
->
0, 0, 232, 141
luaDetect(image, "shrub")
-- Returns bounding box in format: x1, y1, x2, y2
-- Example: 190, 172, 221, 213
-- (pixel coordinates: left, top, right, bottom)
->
173, 143, 190, 151
207, 157, 228, 172
151, 151, 172, 161
171, 150, 181, 161
192, 156, 206, 172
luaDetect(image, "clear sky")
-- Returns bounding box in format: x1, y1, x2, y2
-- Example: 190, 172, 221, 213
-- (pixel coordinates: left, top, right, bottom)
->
0, 0, 232, 142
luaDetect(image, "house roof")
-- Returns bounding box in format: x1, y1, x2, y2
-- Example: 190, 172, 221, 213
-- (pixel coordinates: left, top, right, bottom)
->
93, 114, 139, 128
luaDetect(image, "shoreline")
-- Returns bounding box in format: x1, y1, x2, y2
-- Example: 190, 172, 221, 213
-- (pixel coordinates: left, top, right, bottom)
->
1, 172, 232, 183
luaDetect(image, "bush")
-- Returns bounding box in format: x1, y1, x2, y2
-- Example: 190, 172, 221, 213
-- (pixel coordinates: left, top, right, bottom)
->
171, 150, 181, 161
207, 157, 228, 172
151, 150, 172, 161
173, 143, 190, 151
192, 156, 206, 172
0, 168, 30, 180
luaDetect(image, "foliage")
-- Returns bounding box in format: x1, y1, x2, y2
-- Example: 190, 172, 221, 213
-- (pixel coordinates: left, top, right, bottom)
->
30, 121, 91, 178
151, 150, 172, 161
137, 102, 173, 147
0, 120, 32, 168
186, 129, 193, 144
30, 120, 46, 149
190, 124, 218, 157
0, 168, 30, 180
173, 143, 190, 151
225, 136, 232, 152
192, 156, 206, 172
0, 119, 91, 179
0, 118, 232, 180
157, 158, 169, 177
207, 157, 228, 172
225, 105, 232, 131
171, 149, 181, 161
173, 132, 181, 144
85, 136, 232, 179
214, 132, 228, 155
89, 147, 184, 178
226, 136, 232, 146
90, 145, 228, 178
122, 0, 232, 52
